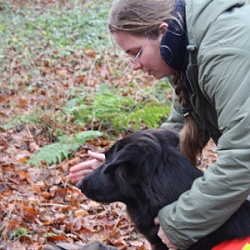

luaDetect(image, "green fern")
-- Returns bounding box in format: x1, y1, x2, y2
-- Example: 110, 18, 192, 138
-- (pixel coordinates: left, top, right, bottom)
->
65, 88, 169, 132
67, 92, 135, 124
28, 131, 103, 166
112, 105, 170, 131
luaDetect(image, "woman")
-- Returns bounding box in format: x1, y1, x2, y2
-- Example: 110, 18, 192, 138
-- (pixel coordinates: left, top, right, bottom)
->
70, 0, 250, 249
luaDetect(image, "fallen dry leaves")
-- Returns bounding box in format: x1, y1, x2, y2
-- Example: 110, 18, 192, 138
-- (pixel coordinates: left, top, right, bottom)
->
0, 125, 155, 249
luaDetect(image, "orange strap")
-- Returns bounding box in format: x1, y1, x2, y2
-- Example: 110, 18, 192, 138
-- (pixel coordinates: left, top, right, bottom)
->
212, 237, 250, 250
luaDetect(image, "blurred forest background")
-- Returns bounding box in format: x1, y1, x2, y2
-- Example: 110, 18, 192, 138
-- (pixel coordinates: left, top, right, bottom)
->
1, 0, 245, 249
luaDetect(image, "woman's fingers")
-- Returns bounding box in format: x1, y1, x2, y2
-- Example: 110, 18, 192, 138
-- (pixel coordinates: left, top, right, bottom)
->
69, 150, 105, 182
87, 150, 105, 162
154, 217, 178, 249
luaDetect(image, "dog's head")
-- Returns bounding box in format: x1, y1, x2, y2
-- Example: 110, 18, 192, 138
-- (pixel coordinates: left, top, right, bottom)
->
77, 129, 201, 206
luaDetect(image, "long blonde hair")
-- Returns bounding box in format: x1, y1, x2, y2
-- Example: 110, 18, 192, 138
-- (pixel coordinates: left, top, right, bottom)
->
108, 0, 202, 165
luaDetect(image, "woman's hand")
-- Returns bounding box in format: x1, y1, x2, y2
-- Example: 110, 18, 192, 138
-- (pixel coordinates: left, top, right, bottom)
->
154, 217, 178, 250
69, 150, 105, 183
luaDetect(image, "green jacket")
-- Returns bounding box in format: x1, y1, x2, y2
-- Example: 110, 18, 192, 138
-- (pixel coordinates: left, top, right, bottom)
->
158, 0, 250, 248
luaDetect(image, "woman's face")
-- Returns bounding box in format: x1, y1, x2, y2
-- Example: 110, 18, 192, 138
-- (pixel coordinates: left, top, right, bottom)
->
113, 31, 175, 79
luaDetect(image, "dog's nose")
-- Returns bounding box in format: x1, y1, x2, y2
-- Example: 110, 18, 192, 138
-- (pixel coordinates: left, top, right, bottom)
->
76, 178, 85, 192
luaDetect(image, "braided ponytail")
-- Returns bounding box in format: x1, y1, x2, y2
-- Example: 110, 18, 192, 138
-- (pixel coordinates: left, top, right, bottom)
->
171, 71, 202, 166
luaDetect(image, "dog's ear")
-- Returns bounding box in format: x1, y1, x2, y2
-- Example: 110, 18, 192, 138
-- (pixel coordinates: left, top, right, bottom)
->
103, 144, 137, 175
103, 137, 161, 180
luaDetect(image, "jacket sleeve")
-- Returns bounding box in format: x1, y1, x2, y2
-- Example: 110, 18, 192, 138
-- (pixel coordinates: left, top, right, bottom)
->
160, 89, 184, 133
158, 47, 250, 248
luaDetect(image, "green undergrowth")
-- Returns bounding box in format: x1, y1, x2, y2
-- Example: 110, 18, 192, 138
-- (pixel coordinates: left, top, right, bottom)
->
27, 81, 171, 165
27, 130, 104, 165
0, 0, 173, 166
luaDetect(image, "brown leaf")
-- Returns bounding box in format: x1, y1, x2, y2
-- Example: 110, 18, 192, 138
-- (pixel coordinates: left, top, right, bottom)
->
18, 158, 28, 163
19, 235, 32, 244
29, 142, 40, 152
46, 235, 67, 242
24, 207, 37, 216
74, 209, 89, 217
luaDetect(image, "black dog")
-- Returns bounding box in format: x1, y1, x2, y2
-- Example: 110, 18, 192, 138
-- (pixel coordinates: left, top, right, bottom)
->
77, 129, 250, 250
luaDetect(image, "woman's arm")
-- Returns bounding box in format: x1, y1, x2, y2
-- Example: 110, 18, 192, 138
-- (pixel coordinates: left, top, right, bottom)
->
158, 45, 250, 249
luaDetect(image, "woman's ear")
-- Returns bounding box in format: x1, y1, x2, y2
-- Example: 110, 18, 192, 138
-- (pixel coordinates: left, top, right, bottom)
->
159, 22, 168, 34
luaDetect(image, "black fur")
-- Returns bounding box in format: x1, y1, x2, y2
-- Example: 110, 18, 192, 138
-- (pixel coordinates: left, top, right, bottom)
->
77, 129, 250, 250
